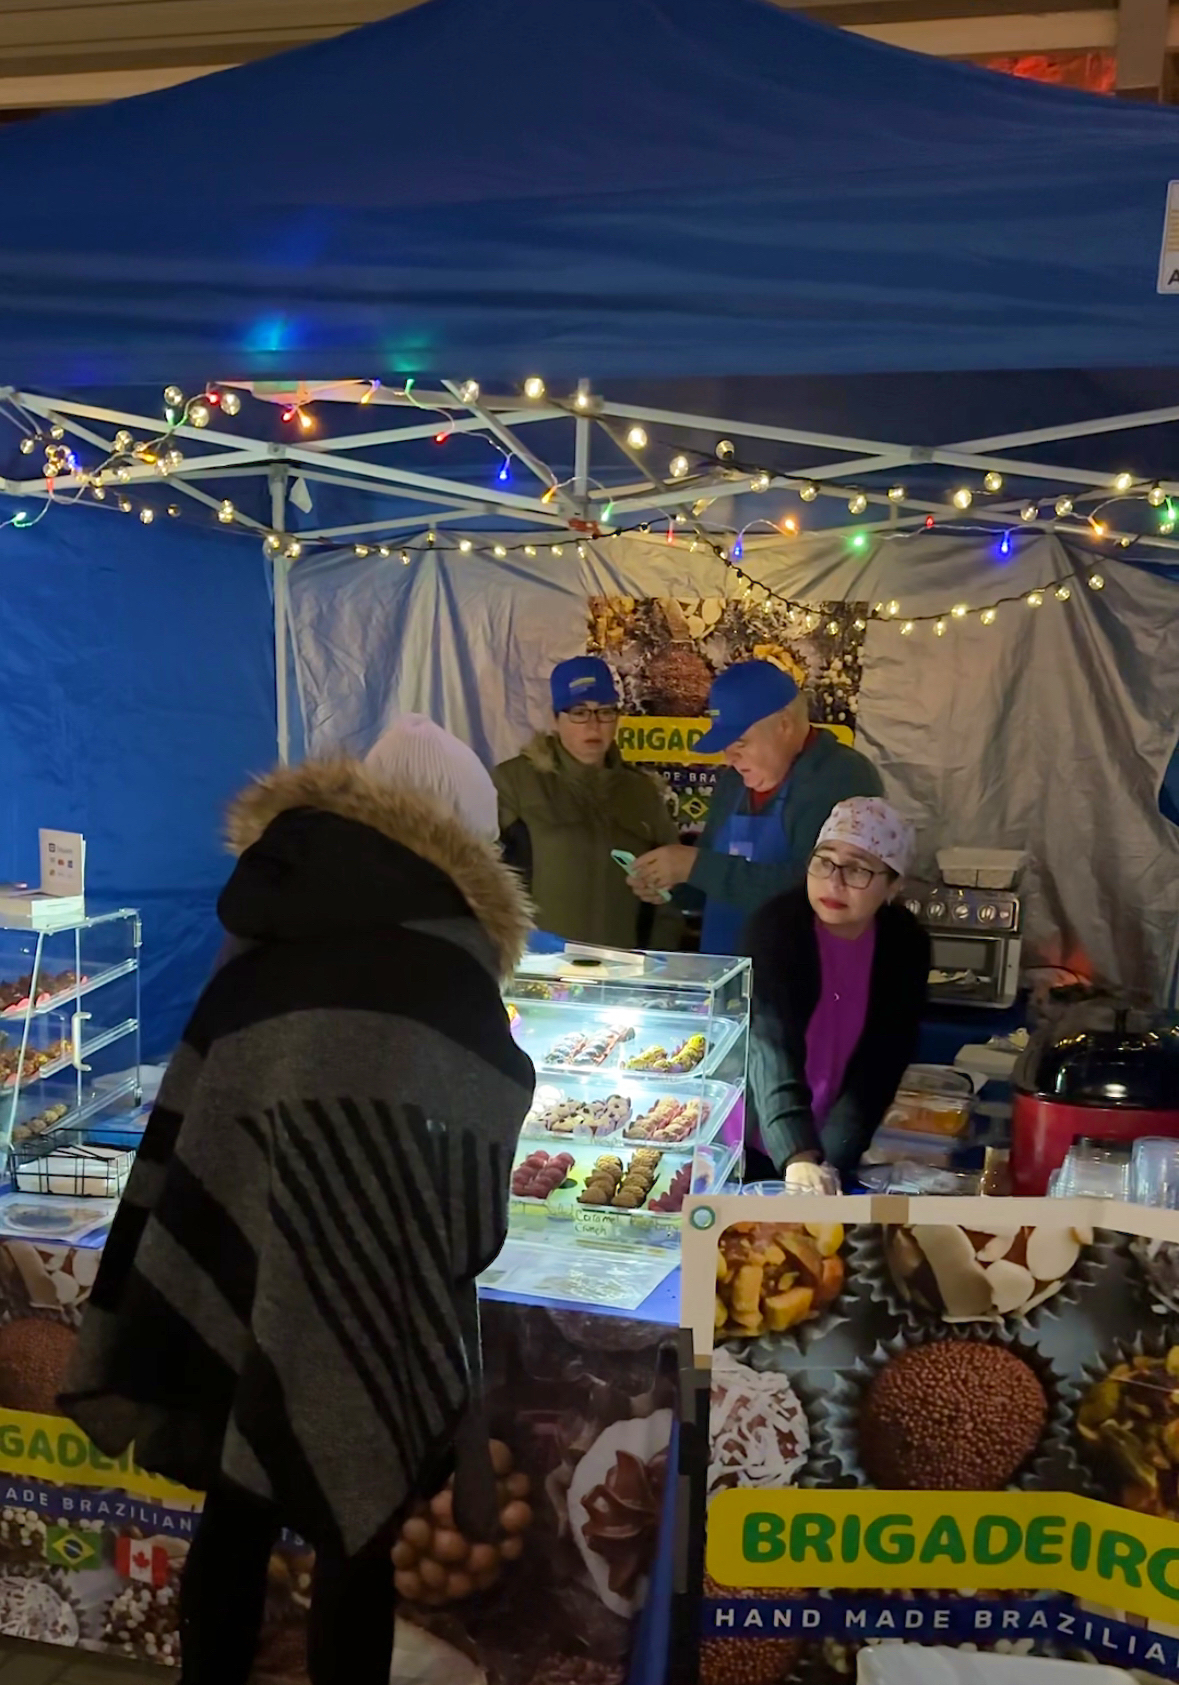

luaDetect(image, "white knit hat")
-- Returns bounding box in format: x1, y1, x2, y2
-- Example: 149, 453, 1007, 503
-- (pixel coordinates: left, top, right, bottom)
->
364, 716, 499, 841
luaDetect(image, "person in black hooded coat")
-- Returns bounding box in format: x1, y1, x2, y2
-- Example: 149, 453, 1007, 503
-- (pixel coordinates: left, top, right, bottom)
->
61, 719, 534, 1685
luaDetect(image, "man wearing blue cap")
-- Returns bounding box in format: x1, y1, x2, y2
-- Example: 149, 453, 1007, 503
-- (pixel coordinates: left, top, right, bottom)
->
629, 660, 882, 954
494, 656, 682, 947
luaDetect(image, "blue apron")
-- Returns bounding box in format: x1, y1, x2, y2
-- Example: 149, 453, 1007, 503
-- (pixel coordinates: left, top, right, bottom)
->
699, 780, 794, 956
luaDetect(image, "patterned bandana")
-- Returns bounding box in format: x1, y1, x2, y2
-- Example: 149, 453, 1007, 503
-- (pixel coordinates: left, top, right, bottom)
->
815, 796, 915, 877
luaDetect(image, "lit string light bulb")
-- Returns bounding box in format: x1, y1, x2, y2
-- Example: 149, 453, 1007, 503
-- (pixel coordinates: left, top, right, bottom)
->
887, 485, 906, 503
885, 600, 900, 617
1055, 585, 1071, 601
354, 545, 369, 557
1148, 484, 1167, 507
983, 471, 1004, 493
458, 539, 473, 554
800, 482, 819, 503
952, 487, 973, 510
523, 377, 546, 400
951, 603, 968, 619
163, 385, 184, 409
900, 621, 914, 636
139, 507, 155, 524
935, 619, 947, 636
669, 455, 690, 480
458, 380, 480, 404
217, 500, 235, 524
119, 497, 133, 514
493, 544, 507, 558
981, 608, 997, 626
1054, 496, 1074, 518
400, 550, 410, 565
167, 504, 180, 518
626, 426, 648, 450
1113, 472, 1134, 494
221, 390, 241, 417
524, 545, 536, 556
18, 436, 35, 456
848, 492, 868, 516
551, 545, 563, 556
1020, 503, 1038, 523
1088, 572, 1105, 590
780, 516, 797, 534
1090, 520, 1106, 538
114, 430, 134, 454
264, 535, 282, 557
574, 390, 592, 410
1026, 590, 1043, 608
189, 402, 211, 429
716, 440, 735, 462
750, 471, 770, 493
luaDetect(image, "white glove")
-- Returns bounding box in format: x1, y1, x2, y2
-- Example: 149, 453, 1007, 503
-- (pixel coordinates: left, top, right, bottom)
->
784, 1158, 839, 1195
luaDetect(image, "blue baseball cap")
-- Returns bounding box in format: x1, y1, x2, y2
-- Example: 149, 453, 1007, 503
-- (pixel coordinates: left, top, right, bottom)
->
694, 660, 799, 754
551, 655, 619, 715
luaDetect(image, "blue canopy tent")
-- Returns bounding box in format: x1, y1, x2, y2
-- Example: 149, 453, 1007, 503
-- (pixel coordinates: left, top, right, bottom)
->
1, 0, 1179, 383
3, 0, 1179, 1039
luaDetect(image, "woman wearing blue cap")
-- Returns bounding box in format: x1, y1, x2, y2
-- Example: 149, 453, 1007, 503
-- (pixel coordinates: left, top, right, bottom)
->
629, 660, 882, 955
493, 656, 682, 948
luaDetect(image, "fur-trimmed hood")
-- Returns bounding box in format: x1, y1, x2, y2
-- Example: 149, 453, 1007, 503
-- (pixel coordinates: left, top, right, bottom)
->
224, 758, 531, 978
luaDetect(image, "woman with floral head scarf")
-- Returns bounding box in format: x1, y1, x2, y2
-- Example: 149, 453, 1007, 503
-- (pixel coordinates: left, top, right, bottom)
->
744, 796, 929, 1188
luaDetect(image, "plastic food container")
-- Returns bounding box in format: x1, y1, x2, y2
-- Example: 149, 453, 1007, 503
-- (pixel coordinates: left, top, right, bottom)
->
935, 847, 1026, 889
882, 1091, 973, 1138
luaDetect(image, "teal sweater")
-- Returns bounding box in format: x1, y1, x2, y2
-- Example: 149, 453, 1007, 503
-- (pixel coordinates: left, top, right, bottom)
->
687, 731, 883, 918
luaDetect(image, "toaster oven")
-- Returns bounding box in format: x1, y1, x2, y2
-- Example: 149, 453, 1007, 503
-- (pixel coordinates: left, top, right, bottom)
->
902, 883, 1022, 1010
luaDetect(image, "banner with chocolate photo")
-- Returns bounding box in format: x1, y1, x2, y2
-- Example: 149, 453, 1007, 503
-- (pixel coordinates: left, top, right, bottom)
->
677, 1193, 1179, 1685
0, 1234, 673, 1684
586, 594, 868, 832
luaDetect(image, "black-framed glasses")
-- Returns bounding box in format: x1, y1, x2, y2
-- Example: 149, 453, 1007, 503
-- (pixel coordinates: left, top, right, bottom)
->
807, 852, 889, 891
564, 705, 619, 724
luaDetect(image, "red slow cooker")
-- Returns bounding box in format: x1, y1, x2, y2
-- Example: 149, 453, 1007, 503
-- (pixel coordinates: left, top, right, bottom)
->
1012, 1003, 1179, 1195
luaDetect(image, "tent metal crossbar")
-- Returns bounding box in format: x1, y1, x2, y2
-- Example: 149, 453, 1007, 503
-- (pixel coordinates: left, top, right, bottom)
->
6, 378, 1179, 766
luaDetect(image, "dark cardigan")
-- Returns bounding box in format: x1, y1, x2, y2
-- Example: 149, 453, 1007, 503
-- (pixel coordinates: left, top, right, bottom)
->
745, 886, 930, 1176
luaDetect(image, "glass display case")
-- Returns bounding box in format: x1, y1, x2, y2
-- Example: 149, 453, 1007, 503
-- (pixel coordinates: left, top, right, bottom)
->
0, 911, 141, 1153
504, 951, 750, 1255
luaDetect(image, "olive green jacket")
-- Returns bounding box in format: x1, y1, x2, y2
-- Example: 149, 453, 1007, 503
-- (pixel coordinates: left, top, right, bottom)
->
493, 734, 682, 949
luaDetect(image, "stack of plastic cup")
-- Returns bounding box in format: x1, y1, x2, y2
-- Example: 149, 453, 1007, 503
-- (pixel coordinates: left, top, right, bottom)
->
1130, 1137, 1179, 1208
1049, 1139, 1131, 1200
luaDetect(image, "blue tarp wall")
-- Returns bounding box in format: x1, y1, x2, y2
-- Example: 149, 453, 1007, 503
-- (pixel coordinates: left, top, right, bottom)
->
0, 508, 276, 1053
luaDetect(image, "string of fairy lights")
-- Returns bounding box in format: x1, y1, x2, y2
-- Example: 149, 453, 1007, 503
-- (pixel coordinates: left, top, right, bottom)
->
1, 376, 1165, 634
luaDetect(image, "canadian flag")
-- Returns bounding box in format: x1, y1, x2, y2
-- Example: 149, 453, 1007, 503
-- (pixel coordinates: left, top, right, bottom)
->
115, 1537, 170, 1587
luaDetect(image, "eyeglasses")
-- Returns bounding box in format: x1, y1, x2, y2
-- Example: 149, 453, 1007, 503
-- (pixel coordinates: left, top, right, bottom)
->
807, 852, 889, 891
564, 705, 619, 724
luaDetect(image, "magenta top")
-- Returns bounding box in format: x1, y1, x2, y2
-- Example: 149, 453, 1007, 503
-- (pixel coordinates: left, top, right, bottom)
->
805, 917, 876, 1126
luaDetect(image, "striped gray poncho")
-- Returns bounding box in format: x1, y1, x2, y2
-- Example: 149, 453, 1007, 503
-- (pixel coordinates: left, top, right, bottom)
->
61, 761, 534, 1558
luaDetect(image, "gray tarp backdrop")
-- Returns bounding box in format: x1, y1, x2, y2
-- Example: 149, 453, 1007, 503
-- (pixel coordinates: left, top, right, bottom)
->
288, 535, 1179, 1005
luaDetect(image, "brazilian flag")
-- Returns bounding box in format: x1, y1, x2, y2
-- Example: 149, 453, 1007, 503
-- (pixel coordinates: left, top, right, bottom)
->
46, 1525, 101, 1572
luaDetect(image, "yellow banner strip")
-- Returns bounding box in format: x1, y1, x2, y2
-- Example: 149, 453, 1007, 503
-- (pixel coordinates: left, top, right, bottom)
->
708, 1489, 1179, 1628
0, 1408, 201, 1507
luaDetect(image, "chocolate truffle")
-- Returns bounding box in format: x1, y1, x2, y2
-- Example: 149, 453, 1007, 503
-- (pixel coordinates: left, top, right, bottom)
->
859, 1340, 1047, 1489
0, 1319, 76, 1413
699, 1576, 803, 1685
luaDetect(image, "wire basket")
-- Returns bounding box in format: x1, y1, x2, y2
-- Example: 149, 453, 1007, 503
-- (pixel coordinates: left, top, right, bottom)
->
10, 1128, 133, 1198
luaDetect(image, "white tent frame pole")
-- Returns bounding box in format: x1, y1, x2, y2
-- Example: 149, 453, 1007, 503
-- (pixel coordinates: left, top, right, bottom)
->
574, 380, 591, 508
951, 405, 1179, 452
289, 468, 571, 527
270, 465, 290, 768
440, 378, 578, 513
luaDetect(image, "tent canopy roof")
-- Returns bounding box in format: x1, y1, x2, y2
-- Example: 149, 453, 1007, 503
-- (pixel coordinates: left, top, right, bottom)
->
3, 0, 1179, 387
